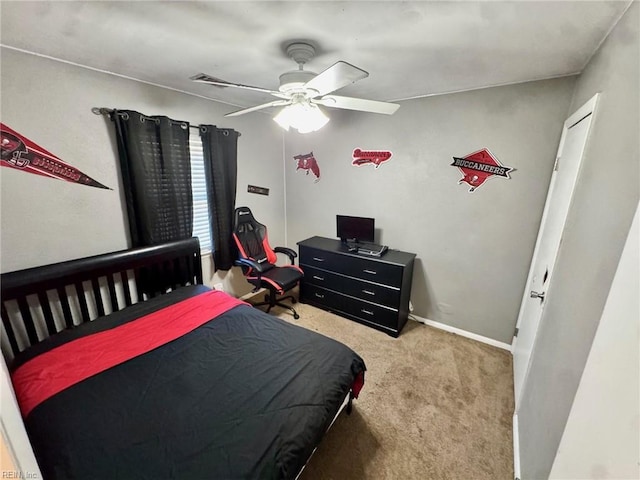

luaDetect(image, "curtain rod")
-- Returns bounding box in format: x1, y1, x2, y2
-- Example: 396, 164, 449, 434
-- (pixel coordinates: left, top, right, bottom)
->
92, 107, 240, 135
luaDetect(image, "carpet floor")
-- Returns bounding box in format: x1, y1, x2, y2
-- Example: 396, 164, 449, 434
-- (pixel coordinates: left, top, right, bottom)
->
269, 300, 515, 480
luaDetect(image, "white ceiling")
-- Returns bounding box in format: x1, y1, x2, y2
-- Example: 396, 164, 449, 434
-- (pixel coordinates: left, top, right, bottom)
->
0, 1, 632, 113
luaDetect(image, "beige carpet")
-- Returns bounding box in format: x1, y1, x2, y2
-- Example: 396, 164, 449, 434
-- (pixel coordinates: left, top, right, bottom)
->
269, 300, 515, 480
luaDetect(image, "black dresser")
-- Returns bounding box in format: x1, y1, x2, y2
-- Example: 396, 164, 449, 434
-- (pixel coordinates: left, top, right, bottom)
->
297, 236, 416, 337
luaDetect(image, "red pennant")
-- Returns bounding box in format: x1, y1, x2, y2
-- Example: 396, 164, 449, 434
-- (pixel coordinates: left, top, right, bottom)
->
1, 123, 110, 189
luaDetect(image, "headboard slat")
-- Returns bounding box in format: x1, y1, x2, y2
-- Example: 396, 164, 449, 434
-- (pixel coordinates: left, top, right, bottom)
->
37, 291, 58, 336
91, 278, 106, 317
74, 282, 91, 323
107, 275, 119, 312
1, 303, 20, 355
17, 297, 38, 345
57, 287, 75, 328
121, 271, 133, 307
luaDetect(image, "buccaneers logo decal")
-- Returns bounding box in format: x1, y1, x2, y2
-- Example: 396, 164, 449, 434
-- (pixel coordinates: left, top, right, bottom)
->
451, 148, 513, 192
352, 148, 392, 168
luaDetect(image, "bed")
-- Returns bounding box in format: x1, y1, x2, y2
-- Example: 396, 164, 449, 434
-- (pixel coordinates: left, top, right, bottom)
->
1, 238, 366, 480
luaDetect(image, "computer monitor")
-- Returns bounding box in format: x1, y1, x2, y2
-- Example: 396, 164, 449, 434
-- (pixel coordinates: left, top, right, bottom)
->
336, 215, 375, 244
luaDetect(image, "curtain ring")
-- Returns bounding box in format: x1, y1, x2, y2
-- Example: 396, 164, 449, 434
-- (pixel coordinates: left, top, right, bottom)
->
222, 130, 229, 136
180, 122, 188, 130
140, 116, 145, 124
200, 125, 208, 133
155, 118, 161, 125
121, 112, 129, 121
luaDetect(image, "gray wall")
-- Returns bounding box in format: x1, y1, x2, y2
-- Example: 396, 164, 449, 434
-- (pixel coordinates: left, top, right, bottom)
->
519, 2, 640, 478
0, 48, 286, 295
549, 201, 639, 480
284, 77, 575, 344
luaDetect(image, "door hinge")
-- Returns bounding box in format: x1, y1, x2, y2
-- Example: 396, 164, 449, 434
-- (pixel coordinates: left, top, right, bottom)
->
514, 327, 519, 338
553, 156, 560, 171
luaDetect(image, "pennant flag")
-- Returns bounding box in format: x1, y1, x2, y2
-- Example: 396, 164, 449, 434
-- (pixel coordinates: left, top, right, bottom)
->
1, 123, 110, 189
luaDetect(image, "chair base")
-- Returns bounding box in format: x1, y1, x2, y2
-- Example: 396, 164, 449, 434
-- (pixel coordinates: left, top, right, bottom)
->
250, 293, 300, 320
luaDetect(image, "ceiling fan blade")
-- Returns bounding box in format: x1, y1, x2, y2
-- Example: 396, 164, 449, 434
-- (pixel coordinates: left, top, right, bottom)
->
303, 61, 369, 97
313, 95, 400, 115
225, 100, 291, 117
191, 73, 288, 98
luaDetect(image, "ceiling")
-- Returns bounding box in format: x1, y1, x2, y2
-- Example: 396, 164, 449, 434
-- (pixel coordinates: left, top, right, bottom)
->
0, 1, 632, 114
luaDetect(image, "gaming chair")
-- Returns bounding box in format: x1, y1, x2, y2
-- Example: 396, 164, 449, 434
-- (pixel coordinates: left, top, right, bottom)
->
232, 206, 303, 319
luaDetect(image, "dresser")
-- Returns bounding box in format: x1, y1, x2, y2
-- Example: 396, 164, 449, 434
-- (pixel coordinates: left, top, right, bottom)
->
297, 236, 416, 337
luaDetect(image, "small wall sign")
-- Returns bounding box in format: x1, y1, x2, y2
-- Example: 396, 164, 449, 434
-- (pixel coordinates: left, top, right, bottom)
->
247, 185, 269, 196
294, 152, 320, 182
352, 148, 393, 168
451, 148, 513, 192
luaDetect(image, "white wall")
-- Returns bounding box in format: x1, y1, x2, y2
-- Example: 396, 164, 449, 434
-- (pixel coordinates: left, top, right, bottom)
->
550, 201, 639, 479
518, 2, 640, 478
284, 77, 575, 344
0, 48, 287, 297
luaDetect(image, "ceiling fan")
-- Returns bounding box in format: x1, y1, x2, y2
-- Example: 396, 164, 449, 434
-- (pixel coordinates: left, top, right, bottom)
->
191, 42, 400, 132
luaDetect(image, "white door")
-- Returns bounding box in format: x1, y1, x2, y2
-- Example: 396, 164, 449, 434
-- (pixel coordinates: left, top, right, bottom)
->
512, 94, 599, 408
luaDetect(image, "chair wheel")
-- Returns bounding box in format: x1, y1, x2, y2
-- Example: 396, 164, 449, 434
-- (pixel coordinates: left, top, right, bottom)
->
264, 294, 270, 302
293, 313, 300, 320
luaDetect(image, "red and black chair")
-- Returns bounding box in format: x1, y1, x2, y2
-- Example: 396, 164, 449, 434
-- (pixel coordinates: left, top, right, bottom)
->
232, 206, 303, 319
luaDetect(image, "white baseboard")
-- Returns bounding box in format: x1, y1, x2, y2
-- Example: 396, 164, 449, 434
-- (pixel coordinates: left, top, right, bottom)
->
409, 315, 513, 351
513, 413, 521, 480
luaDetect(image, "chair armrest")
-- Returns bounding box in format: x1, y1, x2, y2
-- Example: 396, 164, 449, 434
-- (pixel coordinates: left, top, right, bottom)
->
274, 247, 298, 264
234, 258, 265, 273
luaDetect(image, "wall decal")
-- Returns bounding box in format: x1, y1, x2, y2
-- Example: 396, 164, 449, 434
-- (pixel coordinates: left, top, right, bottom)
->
247, 185, 269, 196
451, 148, 513, 192
294, 152, 320, 182
352, 148, 393, 168
0, 123, 110, 189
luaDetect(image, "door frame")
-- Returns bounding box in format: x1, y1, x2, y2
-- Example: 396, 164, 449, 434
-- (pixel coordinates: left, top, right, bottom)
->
511, 93, 599, 479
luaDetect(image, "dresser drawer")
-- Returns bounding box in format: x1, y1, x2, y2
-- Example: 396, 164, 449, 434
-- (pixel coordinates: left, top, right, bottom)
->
300, 246, 403, 286
302, 266, 401, 307
301, 284, 399, 331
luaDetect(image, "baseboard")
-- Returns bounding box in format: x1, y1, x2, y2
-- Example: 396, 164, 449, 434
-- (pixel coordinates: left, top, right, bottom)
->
513, 413, 521, 480
409, 315, 513, 351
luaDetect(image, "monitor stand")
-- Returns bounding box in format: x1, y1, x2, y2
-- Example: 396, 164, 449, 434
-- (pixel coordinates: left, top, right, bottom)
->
342, 239, 359, 252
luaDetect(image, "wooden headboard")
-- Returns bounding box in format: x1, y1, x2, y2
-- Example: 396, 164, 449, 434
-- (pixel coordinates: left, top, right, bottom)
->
1, 238, 203, 360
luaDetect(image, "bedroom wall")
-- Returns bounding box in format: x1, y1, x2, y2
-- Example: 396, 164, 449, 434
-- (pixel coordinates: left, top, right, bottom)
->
549, 201, 639, 479
0, 48, 286, 296
284, 77, 576, 344
518, 2, 640, 478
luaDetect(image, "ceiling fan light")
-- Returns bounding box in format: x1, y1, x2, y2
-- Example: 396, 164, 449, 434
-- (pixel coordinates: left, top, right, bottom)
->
273, 102, 329, 134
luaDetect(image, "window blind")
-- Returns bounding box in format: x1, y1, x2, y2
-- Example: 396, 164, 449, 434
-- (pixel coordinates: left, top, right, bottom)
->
189, 130, 212, 254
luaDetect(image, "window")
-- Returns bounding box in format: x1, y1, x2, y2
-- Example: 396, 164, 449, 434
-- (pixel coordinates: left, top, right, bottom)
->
189, 130, 212, 254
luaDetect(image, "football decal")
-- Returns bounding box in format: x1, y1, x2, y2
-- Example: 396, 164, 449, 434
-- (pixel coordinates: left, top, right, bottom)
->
294, 151, 320, 182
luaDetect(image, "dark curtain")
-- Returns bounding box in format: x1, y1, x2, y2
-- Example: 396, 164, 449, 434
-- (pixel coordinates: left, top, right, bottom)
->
200, 125, 239, 271
112, 110, 192, 247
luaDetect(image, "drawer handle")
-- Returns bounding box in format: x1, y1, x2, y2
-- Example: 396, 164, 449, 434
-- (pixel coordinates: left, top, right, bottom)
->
315, 293, 325, 299
361, 309, 374, 316
312, 257, 325, 262
312, 275, 325, 281
363, 269, 377, 275
362, 289, 376, 296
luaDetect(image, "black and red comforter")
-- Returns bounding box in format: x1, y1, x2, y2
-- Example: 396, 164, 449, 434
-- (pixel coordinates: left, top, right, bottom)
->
11, 285, 366, 480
